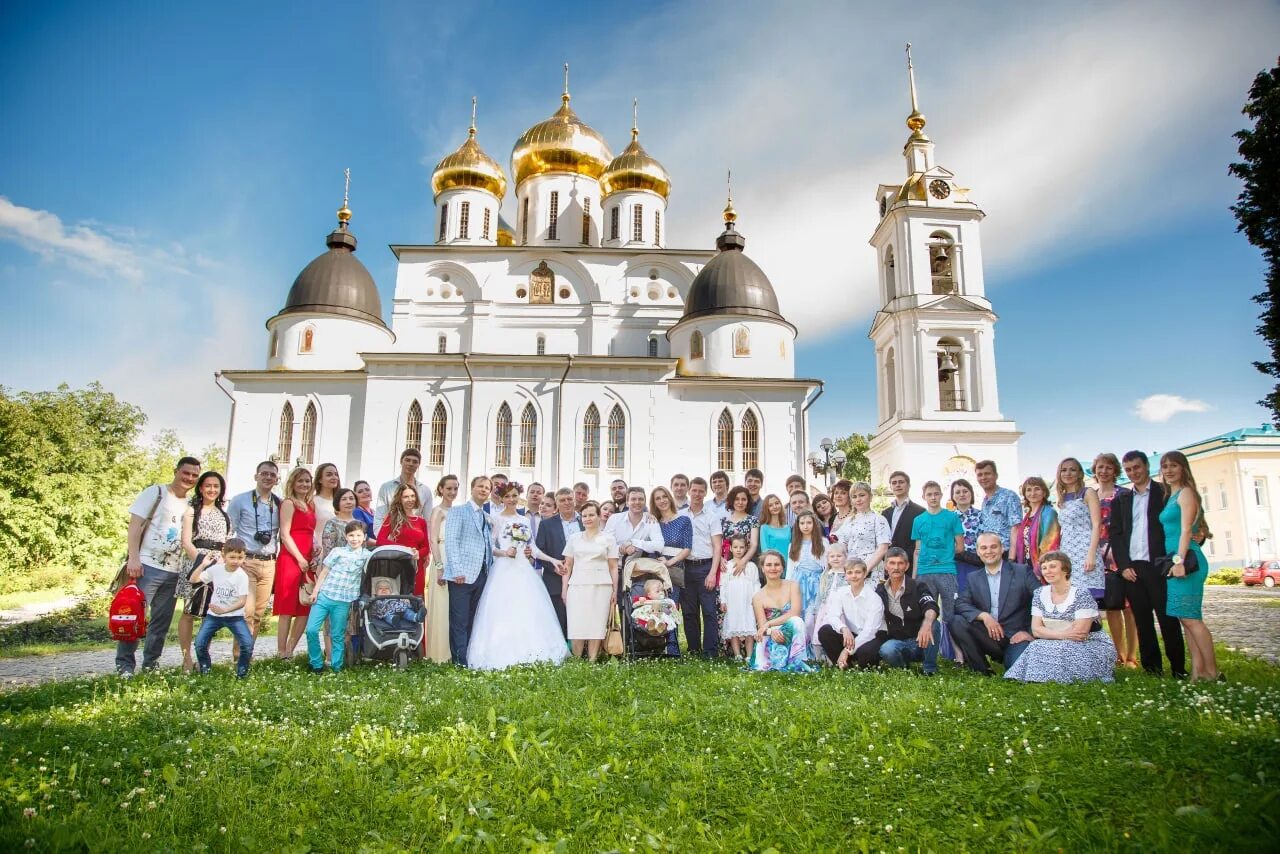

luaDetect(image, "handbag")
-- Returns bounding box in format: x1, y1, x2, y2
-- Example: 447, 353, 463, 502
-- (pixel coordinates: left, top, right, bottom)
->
298, 571, 318, 606
110, 486, 164, 593
1155, 551, 1200, 577
604, 609, 625, 657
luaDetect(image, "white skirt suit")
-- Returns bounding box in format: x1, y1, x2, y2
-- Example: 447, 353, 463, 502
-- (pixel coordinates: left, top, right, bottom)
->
564, 531, 619, 640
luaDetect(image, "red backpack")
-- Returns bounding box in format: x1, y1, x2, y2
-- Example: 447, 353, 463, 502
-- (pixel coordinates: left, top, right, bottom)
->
109, 582, 148, 642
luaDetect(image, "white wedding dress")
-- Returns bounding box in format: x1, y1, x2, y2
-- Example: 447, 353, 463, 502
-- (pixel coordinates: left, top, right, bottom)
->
467, 512, 569, 670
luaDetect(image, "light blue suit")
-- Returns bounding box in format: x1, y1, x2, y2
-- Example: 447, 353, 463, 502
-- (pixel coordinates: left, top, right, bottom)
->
445, 501, 491, 665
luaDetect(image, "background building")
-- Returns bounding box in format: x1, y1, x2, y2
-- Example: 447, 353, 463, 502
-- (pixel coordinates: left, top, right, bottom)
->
1181, 425, 1280, 570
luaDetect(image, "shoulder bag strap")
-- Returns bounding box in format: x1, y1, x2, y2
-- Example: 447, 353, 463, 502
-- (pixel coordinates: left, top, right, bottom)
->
138, 485, 164, 547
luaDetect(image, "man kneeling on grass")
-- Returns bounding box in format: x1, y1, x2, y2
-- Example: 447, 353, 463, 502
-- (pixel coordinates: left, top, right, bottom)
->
875, 548, 940, 675
191, 538, 255, 678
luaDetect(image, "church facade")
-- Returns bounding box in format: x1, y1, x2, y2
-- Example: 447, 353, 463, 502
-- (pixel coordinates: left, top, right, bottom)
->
218, 85, 820, 495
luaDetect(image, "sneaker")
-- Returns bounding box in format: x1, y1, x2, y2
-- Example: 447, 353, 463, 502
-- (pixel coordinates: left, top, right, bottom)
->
117, 670, 134, 680
235, 669, 249, 679
198, 666, 212, 675
309, 666, 325, 675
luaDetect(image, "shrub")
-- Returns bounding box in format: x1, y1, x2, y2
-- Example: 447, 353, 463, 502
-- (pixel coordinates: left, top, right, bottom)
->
1207, 567, 1243, 585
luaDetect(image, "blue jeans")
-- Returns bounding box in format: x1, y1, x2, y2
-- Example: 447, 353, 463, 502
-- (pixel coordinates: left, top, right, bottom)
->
305, 594, 352, 671
195, 615, 254, 677
114, 564, 178, 674
681, 562, 719, 657
879, 631, 939, 675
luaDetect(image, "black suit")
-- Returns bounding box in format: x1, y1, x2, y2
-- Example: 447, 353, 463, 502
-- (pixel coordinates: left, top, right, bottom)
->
1108, 483, 1186, 676
883, 501, 926, 573
948, 560, 1040, 674
534, 515, 581, 637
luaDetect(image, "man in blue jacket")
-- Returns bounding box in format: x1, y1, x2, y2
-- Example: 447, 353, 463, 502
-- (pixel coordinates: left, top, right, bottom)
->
948, 532, 1040, 674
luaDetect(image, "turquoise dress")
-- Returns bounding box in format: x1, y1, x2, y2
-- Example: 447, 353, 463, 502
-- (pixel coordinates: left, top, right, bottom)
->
760, 524, 792, 559
749, 602, 813, 673
1160, 489, 1207, 620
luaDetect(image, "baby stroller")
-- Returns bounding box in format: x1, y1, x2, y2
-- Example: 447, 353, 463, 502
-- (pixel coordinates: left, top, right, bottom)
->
619, 556, 680, 659
349, 545, 424, 670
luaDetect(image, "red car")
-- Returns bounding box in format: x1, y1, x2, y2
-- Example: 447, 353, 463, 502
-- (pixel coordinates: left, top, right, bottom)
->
1242, 560, 1280, 587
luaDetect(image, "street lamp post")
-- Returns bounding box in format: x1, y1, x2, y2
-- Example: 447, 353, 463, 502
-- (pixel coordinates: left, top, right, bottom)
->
807, 438, 847, 489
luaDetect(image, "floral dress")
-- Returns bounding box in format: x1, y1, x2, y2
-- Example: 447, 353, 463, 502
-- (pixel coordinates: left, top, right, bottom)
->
1058, 490, 1103, 596
1004, 586, 1115, 683
1097, 486, 1130, 572
720, 514, 760, 561
956, 507, 982, 552
749, 601, 813, 673
178, 506, 230, 601
835, 512, 892, 584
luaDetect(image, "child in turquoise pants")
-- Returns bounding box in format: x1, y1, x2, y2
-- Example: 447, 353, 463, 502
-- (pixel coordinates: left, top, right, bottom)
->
305, 521, 369, 673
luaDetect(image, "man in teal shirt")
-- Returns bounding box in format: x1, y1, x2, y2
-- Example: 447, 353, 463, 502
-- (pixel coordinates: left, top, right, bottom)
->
910, 481, 965, 624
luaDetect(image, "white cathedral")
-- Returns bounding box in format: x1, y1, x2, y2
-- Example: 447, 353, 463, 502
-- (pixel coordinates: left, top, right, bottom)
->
218, 60, 1019, 496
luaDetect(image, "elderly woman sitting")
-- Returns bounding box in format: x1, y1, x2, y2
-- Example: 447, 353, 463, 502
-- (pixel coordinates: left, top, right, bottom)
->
1004, 551, 1116, 684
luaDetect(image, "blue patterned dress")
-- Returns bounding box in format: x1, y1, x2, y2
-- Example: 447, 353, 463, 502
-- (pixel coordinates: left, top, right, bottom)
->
1161, 489, 1207, 620
1004, 586, 1115, 683
749, 602, 813, 673
1058, 489, 1104, 598
787, 550, 825, 659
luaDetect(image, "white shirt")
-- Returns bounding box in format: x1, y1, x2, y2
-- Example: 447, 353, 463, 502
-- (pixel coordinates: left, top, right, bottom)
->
890, 499, 910, 533
130, 485, 191, 572
1130, 485, 1151, 562
823, 583, 886, 651
604, 512, 664, 554
686, 504, 725, 561
204, 563, 250, 617
375, 476, 434, 532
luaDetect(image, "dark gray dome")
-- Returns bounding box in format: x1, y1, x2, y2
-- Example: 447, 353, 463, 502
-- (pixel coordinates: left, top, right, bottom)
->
279, 224, 385, 327
682, 225, 785, 323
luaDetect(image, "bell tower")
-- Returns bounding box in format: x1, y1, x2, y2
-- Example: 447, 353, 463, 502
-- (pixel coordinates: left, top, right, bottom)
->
865, 45, 1020, 489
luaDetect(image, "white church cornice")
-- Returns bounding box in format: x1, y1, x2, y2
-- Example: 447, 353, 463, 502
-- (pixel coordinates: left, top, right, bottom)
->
390, 244, 716, 262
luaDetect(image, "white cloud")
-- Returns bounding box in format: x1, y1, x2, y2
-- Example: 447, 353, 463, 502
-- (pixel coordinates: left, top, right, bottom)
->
1134, 394, 1211, 423
0, 196, 145, 280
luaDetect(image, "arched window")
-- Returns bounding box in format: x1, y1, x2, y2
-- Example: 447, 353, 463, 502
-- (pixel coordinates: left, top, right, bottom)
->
536, 334, 546, 356
607, 405, 625, 470
300, 325, 315, 354
437, 334, 447, 354
733, 326, 750, 357
429, 401, 447, 467
268, 330, 279, 360
495, 402, 512, 468
690, 330, 704, 360
929, 231, 956, 295
884, 246, 896, 301
716, 409, 734, 471
885, 347, 897, 419
277, 402, 294, 463
582, 404, 600, 469
459, 201, 470, 239
740, 410, 759, 471
405, 400, 423, 452
647, 336, 658, 358
438, 202, 449, 242
519, 403, 537, 468
610, 206, 620, 241
548, 191, 559, 240
632, 205, 644, 241
300, 402, 318, 465
937, 337, 965, 412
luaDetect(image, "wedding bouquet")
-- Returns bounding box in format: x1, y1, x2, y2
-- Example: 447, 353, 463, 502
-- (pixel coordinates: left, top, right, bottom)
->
508, 521, 531, 543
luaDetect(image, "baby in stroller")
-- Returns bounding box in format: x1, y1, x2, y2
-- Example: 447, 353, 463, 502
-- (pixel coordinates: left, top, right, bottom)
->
631, 578, 679, 637
369, 578, 425, 631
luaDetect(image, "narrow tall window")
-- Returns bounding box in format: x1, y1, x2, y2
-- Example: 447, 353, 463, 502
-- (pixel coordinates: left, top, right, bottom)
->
521, 197, 529, 244
647, 336, 658, 357
607, 405, 626, 469
482, 208, 491, 240
439, 203, 449, 242
548, 191, 559, 240
536, 334, 546, 356
716, 409, 734, 471
519, 403, 537, 468
437, 333, 447, 354
690, 330, 704, 360
654, 209, 661, 246
581, 197, 591, 244
610, 206, 619, 240
885, 347, 897, 419
429, 401, 447, 466
632, 204, 644, 241
405, 400, 423, 452
1256, 477, 1268, 507
268, 330, 279, 359
300, 402, 318, 464
459, 201, 470, 239
277, 402, 295, 463
740, 409, 759, 471
583, 404, 600, 469
495, 402, 512, 468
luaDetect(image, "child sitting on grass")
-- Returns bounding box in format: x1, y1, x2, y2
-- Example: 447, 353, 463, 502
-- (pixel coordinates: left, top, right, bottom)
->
369, 578, 425, 631
631, 577, 678, 636
305, 521, 371, 674
191, 538, 255, 678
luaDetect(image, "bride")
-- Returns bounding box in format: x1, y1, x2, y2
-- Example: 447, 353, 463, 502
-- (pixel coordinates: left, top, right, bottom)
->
467, 483, 569, 670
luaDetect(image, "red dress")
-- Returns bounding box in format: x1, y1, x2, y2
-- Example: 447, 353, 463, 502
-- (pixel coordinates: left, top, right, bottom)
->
273, 501, 316, 617
377, 515, 430, 596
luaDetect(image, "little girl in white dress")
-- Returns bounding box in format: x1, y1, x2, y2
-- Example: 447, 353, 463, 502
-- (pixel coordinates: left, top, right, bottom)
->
719, 535, 761, 661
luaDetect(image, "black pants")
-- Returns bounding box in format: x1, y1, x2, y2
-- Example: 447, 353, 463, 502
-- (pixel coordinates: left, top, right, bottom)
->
817, 625, 882, 669
682, 560, 719, 657
947, 616, 1030, 674
1123, 560, 1186, 677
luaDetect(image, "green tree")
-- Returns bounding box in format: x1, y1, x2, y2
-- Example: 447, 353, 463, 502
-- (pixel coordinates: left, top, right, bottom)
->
1230, 58, 1280, 422
834, 432, 873, 483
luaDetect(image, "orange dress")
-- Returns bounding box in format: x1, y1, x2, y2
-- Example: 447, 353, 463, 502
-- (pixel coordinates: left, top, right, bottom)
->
273, 501, 316, 616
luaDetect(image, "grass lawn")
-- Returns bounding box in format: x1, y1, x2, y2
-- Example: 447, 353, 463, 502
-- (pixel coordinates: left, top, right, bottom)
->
1, 650, 1278, 851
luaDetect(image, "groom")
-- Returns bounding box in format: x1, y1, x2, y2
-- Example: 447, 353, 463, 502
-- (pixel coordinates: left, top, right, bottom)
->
444, 475, 492, 666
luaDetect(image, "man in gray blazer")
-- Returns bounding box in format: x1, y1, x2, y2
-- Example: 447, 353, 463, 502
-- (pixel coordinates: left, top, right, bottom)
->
948, 532, 1041, 674
533, 487, 581, 638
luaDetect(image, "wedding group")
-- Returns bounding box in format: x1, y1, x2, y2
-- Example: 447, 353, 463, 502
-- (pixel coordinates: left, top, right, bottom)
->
113, 445, 1221, 683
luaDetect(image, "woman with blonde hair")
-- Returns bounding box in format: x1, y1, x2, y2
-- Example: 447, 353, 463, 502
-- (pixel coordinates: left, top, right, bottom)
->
1158, 451, 1219, 681
1093, 452, 1139, 668
1011, 476, 1059, 577
1055, 458, 1103, 599
273, 466, 316, 659
835, 481, 891, 585
424, 474, 459, 663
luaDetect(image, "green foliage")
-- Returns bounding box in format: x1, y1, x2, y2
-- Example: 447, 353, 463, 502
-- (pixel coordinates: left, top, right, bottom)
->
1207, 568, 1244, 586
0, 597, 112, 653
1230, 57, 1280, 422
0, 657, 1277, 850
834, 432, 873, 483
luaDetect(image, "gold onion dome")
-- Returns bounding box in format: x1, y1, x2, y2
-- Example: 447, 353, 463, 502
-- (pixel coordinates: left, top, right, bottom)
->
431, 101, 508, 200
511, 69, 613, 185
601, 105, 670, 200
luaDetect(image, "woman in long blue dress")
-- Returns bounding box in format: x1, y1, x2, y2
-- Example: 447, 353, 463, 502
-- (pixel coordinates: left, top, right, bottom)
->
1158, 451, 1220, 681
750, 551, 813, 673
787, 511, 826, 660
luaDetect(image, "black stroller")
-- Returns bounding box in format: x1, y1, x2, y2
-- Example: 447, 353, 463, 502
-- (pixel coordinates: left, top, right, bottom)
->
349, 545, 425, 670
619, 556, 681, 659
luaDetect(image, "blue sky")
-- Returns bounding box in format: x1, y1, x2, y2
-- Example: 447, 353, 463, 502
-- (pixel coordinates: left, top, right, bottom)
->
1, 0, 1277, 480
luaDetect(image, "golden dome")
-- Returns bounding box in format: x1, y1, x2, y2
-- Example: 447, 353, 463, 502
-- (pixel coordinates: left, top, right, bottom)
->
511, 90, 613, 186
431, 105, 507, 201
601, 126, 671, 200
496, 213, 515, 246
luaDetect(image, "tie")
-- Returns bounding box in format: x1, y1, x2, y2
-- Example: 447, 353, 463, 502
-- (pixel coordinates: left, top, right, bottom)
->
481, 511, 491, 569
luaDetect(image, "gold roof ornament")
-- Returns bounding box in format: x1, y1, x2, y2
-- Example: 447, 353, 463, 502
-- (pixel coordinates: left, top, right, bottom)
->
431, 97, 508, 200
600, 98, 671, 200
905, 43, 929, 141
511, 64, 614, 186
337, 167, 353, 224
723, 169, 737, 226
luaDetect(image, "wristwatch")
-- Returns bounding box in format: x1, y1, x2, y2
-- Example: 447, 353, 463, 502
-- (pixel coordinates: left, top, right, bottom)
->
1171, 555, 1183, 565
